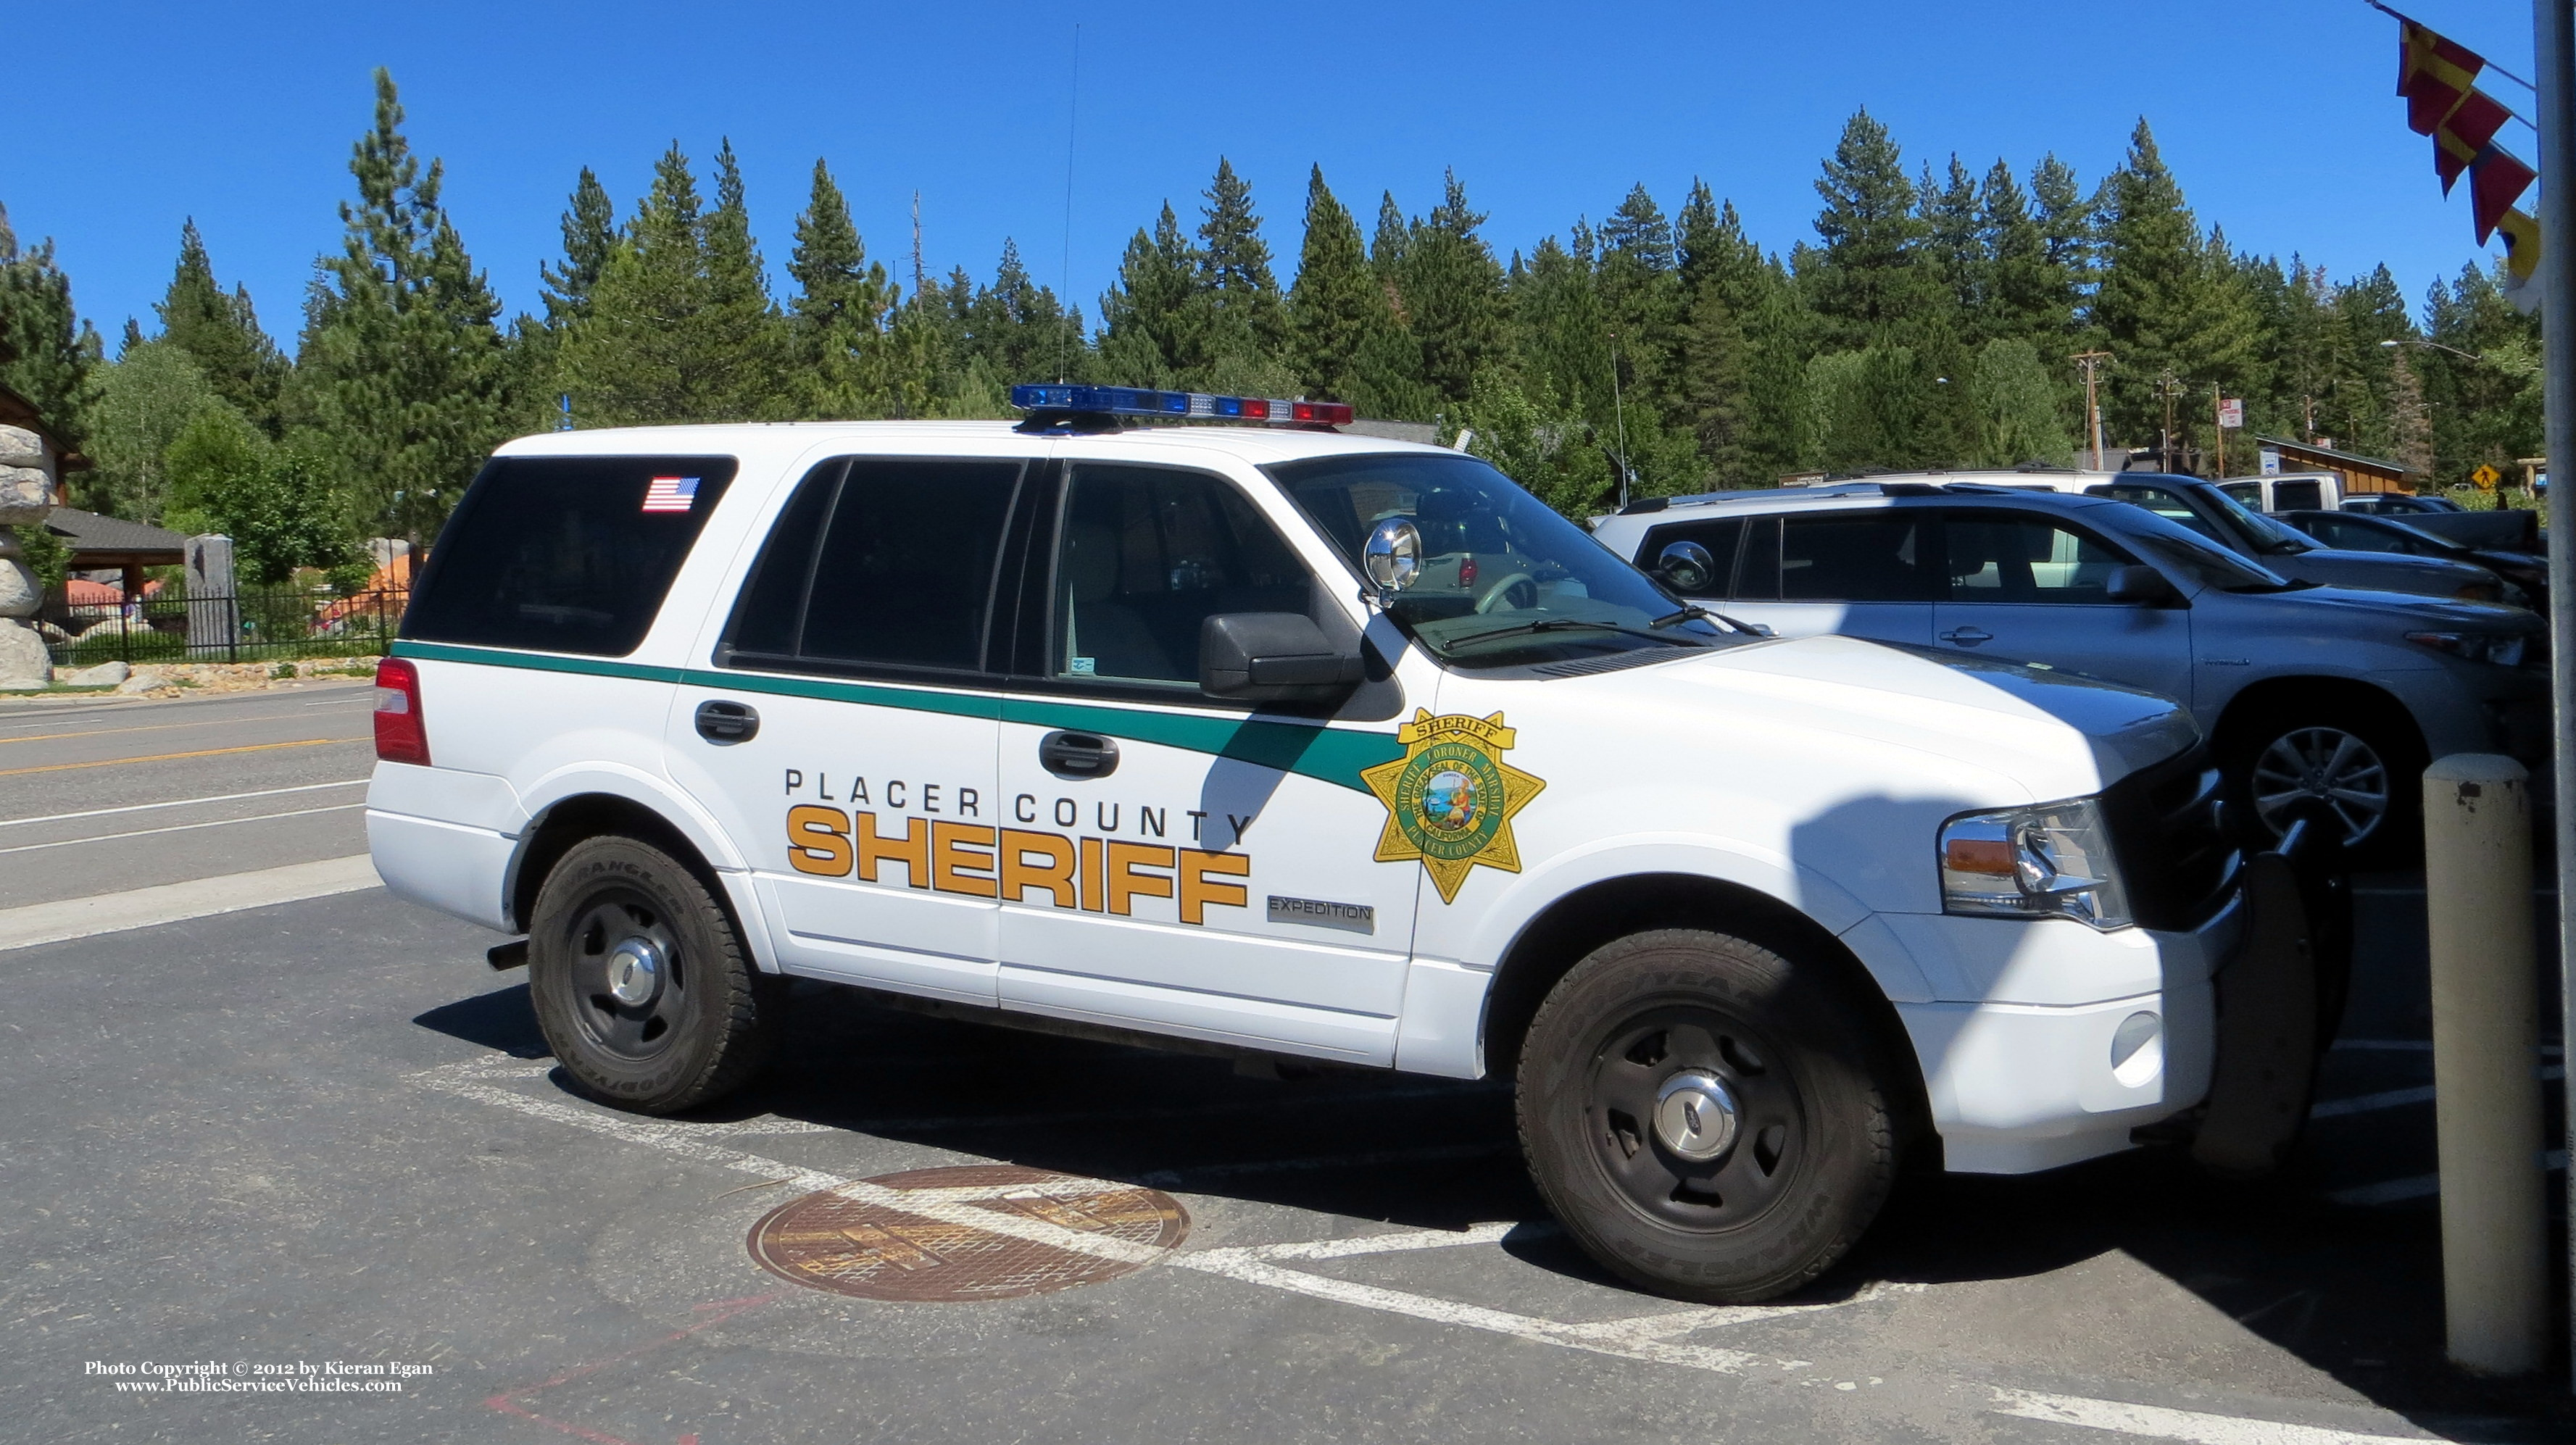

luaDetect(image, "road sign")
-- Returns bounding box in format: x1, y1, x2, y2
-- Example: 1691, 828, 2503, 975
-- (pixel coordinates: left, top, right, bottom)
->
2218, 399, 2244, 429
2472, 463, 2501, 491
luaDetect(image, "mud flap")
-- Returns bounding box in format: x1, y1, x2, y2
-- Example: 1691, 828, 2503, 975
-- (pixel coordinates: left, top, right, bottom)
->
2190, 849, 2318, 1178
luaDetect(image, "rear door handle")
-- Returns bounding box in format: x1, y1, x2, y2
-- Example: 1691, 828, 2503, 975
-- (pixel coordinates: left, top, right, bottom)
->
1939, 627, 1993, 645
1038, 730, 1119, 779
694, 699, 759, 744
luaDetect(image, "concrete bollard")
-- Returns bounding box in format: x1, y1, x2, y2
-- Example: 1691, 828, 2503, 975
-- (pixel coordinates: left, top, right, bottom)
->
2422, 754, 2548, 1375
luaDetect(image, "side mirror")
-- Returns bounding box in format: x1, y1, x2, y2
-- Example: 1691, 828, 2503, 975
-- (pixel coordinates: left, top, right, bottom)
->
1654, 538, 1719, 594
2106, 564, 2178, 606
1363, 518, 1422, 604
1200, 613, 1364, 702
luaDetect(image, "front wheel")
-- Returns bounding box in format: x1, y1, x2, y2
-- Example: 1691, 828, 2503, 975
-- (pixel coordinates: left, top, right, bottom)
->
1516, 929, 1898, 1303
526, 834, 781, 1114
2224, 709, 2422, 867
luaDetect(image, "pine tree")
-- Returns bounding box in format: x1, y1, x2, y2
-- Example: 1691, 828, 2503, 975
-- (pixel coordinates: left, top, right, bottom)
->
1284, 166, 1416, 414
2420, 262, 2542, 487
300, 69, 510, 546
2030, 154, 2094, 329
538, 168, 617, 329
559, 142, 715, 425
1190, 159, 1283, 370
1398, 170, 1509, 407
154, 219, 288, 433
1800, 110, 1933, 348
1674, 182, 1755, 482
1097, 202, 1197, 385
1919, 157, 1984, 329
786, 159, 894, 417
1513, 233, 1611, 422
1596, 183, 1684, 415
0, 202, 103, 447
965, 239, 1082, 388
2090, 120, 2249, 449
700, 138, 789, 418
1978, 159, 2057, 344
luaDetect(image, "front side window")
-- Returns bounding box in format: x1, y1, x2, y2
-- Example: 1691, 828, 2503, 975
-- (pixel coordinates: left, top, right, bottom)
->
1268, 451, 1723, 668
1946, 514, 2134, 603
1051, 465, 1313, 687
404, 454, 738, 657
2094, 483, 2223, 544
720, 457, 1022, 675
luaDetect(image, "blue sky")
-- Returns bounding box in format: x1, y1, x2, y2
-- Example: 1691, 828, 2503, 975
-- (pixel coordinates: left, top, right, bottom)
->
1, 1, 2538, 352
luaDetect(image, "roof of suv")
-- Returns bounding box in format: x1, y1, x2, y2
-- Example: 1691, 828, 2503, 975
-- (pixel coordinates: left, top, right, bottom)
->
1600, 480, 2127, 522
489, 420, 1454, 467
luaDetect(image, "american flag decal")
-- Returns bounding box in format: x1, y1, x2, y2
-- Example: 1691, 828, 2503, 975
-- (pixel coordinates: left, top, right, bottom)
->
641, 475, 700, 513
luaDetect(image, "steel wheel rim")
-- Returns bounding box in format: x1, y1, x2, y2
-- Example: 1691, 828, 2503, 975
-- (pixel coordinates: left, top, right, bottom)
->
1581, 1004, 1807, 1231
2251, 725, 2390, 844
562, 888, 690, 1062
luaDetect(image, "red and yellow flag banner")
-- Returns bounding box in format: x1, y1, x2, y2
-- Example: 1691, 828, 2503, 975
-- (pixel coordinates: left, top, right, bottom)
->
2377, 6, 2541, 309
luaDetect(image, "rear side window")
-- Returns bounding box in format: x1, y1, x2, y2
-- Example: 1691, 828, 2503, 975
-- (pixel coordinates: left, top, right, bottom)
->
720, 457, 1024, 675
1947, 514, 2135, 602
404, 455, 738, 657
2273, 480, 2324, 512
1780, 513, 1941, 601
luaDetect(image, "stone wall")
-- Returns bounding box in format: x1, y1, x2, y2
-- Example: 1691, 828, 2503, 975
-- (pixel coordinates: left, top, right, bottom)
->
0, 423, 57, 690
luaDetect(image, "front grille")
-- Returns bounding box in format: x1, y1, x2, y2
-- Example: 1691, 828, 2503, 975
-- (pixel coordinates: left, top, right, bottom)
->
2100, 744, 2239, 930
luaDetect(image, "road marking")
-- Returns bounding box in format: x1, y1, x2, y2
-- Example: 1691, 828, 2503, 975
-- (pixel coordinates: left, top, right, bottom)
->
0, 706, 370, 745
0, 778, 370, 830
415, 1055, 2460, 1441
2332, 1038, 2562, 1057
0, 738, 360, 777
0, 854, 381, 951
2329, 1150, 2569, 1207
2310, 1067, 2561, 1120
0, 803, 367, 857
1990, 1386, 2451, 1443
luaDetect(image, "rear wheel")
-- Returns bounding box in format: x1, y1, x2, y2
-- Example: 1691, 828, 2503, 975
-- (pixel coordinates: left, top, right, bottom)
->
1516, 928, 1898, 1303
526, 835, 780, 1114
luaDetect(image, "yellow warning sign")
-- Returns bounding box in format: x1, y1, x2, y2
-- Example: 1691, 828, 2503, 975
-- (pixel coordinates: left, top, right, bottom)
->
2471, 464, 2501, 491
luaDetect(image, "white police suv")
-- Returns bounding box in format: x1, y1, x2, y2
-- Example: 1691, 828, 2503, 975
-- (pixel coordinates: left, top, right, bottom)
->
368, 385, 2303, 1304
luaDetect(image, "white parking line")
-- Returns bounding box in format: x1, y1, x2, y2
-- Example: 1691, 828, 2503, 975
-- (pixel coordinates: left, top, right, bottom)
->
2328, 1150, 2569, 1207
411, 1054, 2457, 1441
0, 854, 381, 951
1991, 1388, 2450, 1444
2309, 1067, 2560, 1120
0, 778, 370, 829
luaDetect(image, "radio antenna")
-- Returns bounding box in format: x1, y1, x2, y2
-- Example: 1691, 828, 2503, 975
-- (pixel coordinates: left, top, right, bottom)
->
1058, 22, 1081, 383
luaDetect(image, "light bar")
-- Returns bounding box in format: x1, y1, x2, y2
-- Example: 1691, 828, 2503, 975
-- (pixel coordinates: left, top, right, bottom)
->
1011, 383, 1354, 428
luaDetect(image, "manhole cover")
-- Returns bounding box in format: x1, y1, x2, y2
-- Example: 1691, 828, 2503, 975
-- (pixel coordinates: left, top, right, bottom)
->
747, 1165, 1189, 1302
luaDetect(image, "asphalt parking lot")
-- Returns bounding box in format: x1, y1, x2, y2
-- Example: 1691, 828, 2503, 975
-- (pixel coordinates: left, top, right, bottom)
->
2, 690, 2572, 1444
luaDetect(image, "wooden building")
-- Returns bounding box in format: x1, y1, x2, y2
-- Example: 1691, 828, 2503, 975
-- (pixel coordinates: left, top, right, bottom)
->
2250, 436, 2422, 496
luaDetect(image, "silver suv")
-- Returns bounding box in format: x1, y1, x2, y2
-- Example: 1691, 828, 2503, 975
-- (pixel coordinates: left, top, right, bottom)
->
1591, 481, 2547, 859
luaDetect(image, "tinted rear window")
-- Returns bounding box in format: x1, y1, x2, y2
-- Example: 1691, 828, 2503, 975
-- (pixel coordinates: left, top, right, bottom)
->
404, 455, 737, 657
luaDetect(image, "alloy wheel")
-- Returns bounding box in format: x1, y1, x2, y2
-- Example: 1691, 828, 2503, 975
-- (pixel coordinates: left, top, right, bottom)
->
2250, 725, 2390, 844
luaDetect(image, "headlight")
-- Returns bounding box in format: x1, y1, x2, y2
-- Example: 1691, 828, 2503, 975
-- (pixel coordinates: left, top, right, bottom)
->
2405, 630, 2529, 667
1938, 798, 2132, 930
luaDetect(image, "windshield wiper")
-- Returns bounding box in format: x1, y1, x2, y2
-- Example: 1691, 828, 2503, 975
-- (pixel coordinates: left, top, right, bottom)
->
1652, 604, 1766, 636
1440, 617, 1691, 650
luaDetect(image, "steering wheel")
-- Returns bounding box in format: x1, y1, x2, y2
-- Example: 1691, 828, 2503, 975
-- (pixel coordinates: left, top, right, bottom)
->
1472, 572, 1539, 615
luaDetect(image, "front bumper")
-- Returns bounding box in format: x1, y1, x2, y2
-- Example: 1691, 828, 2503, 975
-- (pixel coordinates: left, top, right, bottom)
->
1894, 889, 2240, 1173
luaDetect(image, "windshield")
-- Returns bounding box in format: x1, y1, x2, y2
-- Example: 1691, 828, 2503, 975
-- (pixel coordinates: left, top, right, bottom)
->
2104, 506, 2298, 592
1264, 452, 1727, 668
2202, 487, 2314, 552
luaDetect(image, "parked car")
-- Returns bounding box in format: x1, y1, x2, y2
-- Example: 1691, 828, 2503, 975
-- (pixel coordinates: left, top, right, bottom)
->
2277, 509, 2547, 612
2218, 472, 2344, 513
1593, 481, 2547, 862
2343, 493, 2464, 516
2082, 475, 2506, 602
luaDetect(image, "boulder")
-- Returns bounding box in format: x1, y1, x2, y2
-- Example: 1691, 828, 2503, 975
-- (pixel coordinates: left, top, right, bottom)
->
0, 425, 46, 470
0, 465, 52, 525
116, 669, 171, 694
0, 619, 50, 689
61, 660, 130, 687
0, 554, 36, 617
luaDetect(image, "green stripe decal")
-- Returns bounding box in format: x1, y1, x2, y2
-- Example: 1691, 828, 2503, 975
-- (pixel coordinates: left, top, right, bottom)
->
396, 641, 1400, 793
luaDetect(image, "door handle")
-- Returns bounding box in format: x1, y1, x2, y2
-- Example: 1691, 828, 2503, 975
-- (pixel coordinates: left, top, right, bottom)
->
694, 699, 760, 744
1038, 730, 1120, 779
1939, 627, 1993, 645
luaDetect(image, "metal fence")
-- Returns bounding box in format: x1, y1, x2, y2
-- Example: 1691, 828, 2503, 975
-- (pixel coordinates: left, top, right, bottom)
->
38, 585, 411, 667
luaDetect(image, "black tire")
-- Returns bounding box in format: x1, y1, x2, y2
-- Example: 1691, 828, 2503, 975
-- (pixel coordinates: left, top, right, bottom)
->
1516, 928, 1898, 1304
526, 834, 780, 1114
2221, 706, 2423, 868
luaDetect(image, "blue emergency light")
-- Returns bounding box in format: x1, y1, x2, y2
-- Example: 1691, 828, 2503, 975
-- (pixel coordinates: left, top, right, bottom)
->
1010, 383, 1354, 428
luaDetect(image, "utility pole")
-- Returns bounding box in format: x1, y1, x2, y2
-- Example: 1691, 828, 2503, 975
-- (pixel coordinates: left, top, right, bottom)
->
2158, 368, 2182, 474
2213, 384, 2226, 478
2528, 0, 2576, 1388
2072, 351, 2111, 470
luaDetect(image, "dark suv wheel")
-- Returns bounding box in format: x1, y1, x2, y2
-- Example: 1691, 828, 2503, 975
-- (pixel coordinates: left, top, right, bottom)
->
526, 835, 781, 1113
2223, 706, 2423, 866
1516, 928, 1898, 1303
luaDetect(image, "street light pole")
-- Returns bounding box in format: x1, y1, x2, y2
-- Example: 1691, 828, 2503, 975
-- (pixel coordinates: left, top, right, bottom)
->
2530, 0, 2576, 1389
2380, 336, 2490, 364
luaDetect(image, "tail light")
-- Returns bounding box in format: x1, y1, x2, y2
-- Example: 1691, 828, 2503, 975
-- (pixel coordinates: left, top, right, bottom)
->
374, 657, 430, 765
